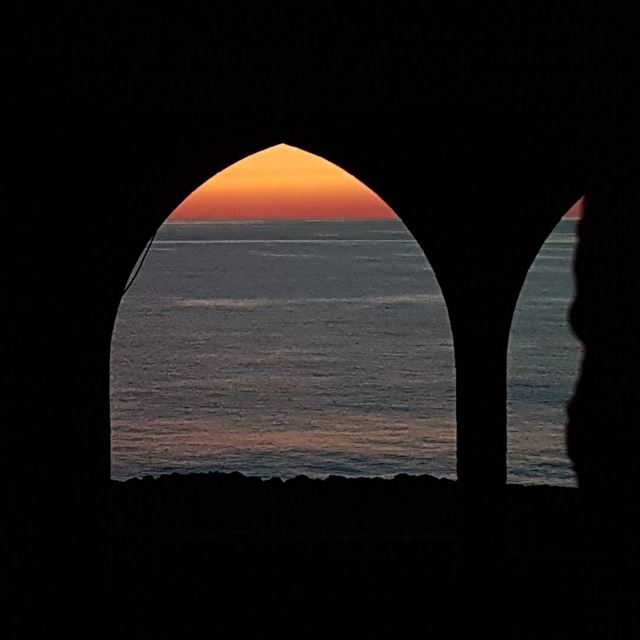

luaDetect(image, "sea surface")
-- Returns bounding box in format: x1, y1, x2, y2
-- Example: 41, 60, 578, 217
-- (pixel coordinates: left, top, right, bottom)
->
111, 218, 580, 485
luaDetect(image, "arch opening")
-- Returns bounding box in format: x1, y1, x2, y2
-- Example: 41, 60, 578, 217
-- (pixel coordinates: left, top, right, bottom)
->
110, 144, 457, 480
507, 198, 583, 486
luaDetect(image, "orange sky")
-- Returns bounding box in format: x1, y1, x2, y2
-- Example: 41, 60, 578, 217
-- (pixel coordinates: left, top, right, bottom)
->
564, 196, 584, 219
169, 144, 397, 220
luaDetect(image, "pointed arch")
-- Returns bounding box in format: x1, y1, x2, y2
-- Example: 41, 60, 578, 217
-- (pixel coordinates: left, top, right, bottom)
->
507, 200, 583, 485
110, 143, 456, 481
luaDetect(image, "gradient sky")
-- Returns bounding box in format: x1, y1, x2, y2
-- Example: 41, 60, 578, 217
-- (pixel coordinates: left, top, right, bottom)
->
564, 196, 584, 219
170, 144, 397, 220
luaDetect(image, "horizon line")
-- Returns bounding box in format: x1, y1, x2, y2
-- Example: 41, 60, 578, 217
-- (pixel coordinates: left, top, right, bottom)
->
166, 217, 403, 223
165, 216, 580, 224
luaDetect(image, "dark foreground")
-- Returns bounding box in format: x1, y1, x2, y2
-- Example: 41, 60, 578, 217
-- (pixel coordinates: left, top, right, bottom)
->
5, 472, 640, 636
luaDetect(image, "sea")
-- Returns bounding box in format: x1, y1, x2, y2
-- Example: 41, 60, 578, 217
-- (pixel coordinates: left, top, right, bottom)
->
110, 218, 580, 486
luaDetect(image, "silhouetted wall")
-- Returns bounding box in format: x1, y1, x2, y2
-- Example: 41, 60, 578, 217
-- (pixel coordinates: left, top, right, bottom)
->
568, 170, 640, 496
2, 4, 638, 530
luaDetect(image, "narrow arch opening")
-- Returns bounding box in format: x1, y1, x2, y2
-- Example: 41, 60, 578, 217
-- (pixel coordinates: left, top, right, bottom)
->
110, 144, 456, 480
507, 197, 583, 486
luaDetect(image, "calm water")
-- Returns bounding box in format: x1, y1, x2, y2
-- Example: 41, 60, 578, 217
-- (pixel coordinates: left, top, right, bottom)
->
111, 218, 580, 485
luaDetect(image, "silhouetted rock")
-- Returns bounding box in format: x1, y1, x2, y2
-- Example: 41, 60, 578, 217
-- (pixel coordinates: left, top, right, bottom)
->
568, 182, 640, 507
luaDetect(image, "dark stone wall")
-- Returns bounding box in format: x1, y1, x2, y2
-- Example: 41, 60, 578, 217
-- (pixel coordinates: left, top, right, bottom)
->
2, 4, 637, 521
568, 174, 640, 497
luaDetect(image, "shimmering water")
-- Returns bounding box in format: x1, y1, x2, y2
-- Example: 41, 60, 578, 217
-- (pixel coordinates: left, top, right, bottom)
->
110, 218, 580, 485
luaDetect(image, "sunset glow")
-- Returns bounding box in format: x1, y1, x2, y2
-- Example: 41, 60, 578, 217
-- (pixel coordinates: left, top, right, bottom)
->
564, 196, 584, 219
170, 144, 397, 220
